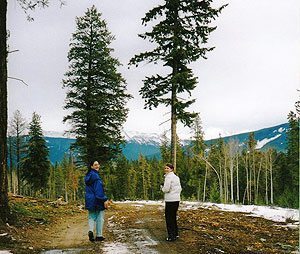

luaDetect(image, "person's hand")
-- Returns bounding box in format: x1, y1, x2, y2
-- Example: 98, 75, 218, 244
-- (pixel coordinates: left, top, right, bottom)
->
104, 200, 109, 209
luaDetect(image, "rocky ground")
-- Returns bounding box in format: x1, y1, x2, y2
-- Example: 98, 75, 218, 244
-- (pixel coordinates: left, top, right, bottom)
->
0, 195, 298, 254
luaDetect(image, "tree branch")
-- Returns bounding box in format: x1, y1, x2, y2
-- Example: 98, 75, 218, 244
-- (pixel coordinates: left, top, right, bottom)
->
159, 118, 171, 126
8, 77, 29, 86
8, 50, 19, 54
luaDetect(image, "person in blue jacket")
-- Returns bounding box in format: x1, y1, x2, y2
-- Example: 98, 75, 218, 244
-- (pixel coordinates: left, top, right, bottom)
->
85, 160, 109, 242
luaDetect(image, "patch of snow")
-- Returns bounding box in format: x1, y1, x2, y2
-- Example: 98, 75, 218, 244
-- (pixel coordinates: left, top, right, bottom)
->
43, 131, 66, 138
116, 200, 299, 225
180, 201, 299, 224
115, 200, 164, 206
123, 130, 161, 145
0, 251, 13, 254
256, 134, 281, 149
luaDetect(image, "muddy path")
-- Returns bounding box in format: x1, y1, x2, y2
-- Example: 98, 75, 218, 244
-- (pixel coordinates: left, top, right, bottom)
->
2, 201, 298, 253
40, 202, 179, 254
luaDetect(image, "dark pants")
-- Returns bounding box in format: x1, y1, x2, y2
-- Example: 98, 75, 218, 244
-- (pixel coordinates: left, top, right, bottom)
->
165, 201, 179, 238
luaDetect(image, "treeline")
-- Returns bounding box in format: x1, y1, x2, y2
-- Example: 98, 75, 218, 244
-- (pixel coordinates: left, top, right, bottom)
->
7, 110, 299, 209
5, 5, 298, 209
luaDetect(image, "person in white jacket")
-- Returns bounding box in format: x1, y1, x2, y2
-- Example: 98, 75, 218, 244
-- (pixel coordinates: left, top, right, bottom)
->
161, 163, 182, 241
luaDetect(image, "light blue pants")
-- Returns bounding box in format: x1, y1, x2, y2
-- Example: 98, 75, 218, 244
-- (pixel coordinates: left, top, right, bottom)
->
88, 210, 105, 237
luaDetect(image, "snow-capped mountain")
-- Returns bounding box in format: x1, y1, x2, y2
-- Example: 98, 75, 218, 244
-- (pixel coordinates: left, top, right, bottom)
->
123, 130, 161, 145
43, 123, 289, 163
205, 123, 288, 152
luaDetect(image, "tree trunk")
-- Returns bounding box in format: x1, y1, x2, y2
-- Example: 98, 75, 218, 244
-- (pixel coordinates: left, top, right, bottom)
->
197, 179, 201, 201
8, 136, 13, 193
265, 153, 268, 205
253, 151, 257, 204
224, 152, 228, 203
171, 5, 179, 172
16, 127, 20, 194
0, 0, 9, 224
256, 157, 263, 202
270, 152, 274, 205
230, 154, 234, 203
236, 155, 239, 203
202, 161, 208, 202
171, 90, 177, 171
65, 181, 68, 203
219, 160, 223, 203
249, 154, 252, 204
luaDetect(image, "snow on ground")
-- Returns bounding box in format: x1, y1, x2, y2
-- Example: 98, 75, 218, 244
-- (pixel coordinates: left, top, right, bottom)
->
116, 200, 299, 224
256, 134, 281, 149
182, 202, 299, 223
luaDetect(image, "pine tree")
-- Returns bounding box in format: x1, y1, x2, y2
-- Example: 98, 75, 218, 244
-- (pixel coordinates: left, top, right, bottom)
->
138, 155, 151, 200
190, 114, 205, 157
22, 112, 50, 194
63, 6, 131, 165
130, 0, 227, 170
284, 111, 299, 207
1, 0, 64, 224
128, 164, 138, 200
247, 132, 257, 204
114, 155, 129, 200
9, 110, 27, 194
160, 131, 171, 163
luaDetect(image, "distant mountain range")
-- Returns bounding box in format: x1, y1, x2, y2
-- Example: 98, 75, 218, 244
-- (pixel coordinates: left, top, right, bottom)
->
44, 123, 289, 164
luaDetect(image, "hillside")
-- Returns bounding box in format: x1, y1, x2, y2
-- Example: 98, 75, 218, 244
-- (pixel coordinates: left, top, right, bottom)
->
204, 122, 288, 152
44, 123, 289, 163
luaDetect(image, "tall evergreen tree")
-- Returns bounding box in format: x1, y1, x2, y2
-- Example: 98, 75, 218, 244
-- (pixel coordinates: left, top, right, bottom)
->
247, 132, 257, 203
130, 0, 227, 170
63, 6, 131, 165
1, 0, 64, 224
160, 131, 171, 163
9, 110, 27, 194
22, 112, 50, 194
284, 111, 299, 207
188, 115, 205, 199
190, 114, 205, 157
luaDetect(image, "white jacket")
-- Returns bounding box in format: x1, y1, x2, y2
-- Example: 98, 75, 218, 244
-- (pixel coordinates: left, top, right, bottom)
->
161, 172, 182, 202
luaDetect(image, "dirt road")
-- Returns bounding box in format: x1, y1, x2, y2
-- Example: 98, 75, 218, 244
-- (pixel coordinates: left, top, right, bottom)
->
40, 202, 182, 254
3, 201, 298, 253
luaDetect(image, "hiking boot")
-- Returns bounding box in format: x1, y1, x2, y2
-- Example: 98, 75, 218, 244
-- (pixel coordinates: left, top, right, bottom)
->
88, 231, 95, 242
166, 236, 176, 242
95, 236, 105, 241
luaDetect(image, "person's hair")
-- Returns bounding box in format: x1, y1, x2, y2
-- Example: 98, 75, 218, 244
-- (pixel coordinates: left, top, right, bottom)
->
166, 163, 174, 171
89, 160, 97, 168
86, 160, 98, 175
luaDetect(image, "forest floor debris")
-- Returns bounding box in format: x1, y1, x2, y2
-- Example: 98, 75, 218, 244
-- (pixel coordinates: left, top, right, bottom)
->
0, 195, 298, 253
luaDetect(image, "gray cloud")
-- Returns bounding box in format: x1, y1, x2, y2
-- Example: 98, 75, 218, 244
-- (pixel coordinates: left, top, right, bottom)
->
7, 0, 300, 139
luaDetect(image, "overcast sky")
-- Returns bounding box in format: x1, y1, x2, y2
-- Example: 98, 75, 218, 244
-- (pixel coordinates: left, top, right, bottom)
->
7, 0, 300, 140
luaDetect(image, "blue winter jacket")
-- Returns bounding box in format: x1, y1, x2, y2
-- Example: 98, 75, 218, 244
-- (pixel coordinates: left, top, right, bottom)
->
85, 169, 108, 211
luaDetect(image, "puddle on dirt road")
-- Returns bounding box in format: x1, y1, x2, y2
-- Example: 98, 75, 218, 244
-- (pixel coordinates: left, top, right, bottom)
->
103, 241, 158, 254
102, 228, 158, 254
103, 242, 131, 254
40, 249, 84, 254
